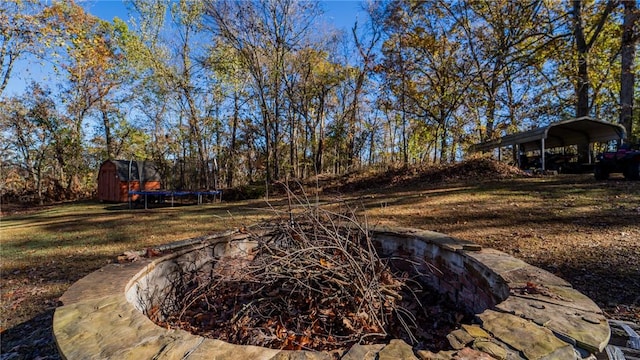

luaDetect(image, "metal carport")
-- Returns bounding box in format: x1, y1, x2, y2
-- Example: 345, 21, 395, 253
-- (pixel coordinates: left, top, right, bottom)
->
469, 117, 627, 170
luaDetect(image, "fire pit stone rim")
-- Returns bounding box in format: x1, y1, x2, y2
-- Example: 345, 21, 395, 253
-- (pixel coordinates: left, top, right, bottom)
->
53, 227, 610, 360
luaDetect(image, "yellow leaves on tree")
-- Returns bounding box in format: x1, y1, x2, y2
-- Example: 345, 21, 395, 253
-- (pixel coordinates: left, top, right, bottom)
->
41, 1, 120, 87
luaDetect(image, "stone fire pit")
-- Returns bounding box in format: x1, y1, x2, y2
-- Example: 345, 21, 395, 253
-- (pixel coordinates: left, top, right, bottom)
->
53, 227, 610, 359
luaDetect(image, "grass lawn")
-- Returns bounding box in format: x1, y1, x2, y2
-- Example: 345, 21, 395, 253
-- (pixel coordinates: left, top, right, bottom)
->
0, 199, 273, 331
0, 173, 639, 357
362, 174, 640, 322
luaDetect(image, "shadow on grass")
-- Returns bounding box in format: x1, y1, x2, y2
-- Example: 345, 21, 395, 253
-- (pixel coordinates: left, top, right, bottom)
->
0, 309, 60, 360
357, 176, 639, 231
357, 175, 640, 321
531, 247, 640, 322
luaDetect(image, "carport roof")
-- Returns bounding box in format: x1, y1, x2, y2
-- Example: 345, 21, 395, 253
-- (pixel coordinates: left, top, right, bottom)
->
470, 117, 627, 153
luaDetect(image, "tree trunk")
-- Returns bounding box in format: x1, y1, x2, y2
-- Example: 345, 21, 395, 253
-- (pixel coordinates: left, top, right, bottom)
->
36, 156, 43, 205
101, 105, 113, 159
289, 111, 296, 178
485, 55, 504, 140
272, 117, 280, 181
180, 26, 209, 189
368, 126, 376, 165
399, 35, 409, 165
262, 107, 271, 197
572, 0, 615, 163
620, 0, 638, 141
185, 90, 208, 189
573, 0, 590, 118
272, 75, 281, 181
440, 123, 448, 163
576, 53, 590, 118
227, 93, 239, 188
572, 0, 616, 118
315, 91, 326, 173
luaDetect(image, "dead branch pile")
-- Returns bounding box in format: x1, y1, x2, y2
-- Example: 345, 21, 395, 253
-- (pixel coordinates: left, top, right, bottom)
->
323, 157, 528, 193
156, 201, 464, 351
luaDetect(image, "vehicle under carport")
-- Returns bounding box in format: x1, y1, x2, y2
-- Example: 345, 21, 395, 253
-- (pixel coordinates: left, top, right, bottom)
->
469, 117, 627, 171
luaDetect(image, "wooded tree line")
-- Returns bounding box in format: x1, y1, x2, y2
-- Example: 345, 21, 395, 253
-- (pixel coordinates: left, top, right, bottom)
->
1, 0, 638, 204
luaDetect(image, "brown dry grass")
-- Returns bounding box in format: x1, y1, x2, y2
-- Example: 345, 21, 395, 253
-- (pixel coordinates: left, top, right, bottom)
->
359, 174, 640, 322
0, 200, 273, 332
1, 169, 639, 349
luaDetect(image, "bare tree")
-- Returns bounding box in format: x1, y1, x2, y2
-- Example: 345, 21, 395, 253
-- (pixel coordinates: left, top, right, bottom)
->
620, 0, 638, 141
204, 0, 321, 188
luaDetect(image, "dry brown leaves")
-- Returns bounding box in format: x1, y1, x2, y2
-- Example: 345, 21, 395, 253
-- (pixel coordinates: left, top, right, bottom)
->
317, 157, 528, 194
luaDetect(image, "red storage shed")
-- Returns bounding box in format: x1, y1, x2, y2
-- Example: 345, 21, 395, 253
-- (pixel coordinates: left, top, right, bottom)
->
97, 160, 162, 202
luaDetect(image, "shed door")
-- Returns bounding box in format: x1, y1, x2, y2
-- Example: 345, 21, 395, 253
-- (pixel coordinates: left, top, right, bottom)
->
107, 168, 118, 201
100, 167, 117, 201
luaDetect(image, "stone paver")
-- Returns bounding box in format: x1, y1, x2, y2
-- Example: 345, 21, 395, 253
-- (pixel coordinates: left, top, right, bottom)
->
509, 283, 603, 314
454, 347, 496, 360
416, 350, 457, 359
340, 344, 385, 360
461, 324, 490, 338
59, 261, 150, 305
478, 310, 578, 360
465, 250, 529, 275
55, 294, 180, 359
378, 339, 418, 360
472, 339, 507, 360
496, 296, 609, 353
189, 339, 281, 360
446, 329, 474, 350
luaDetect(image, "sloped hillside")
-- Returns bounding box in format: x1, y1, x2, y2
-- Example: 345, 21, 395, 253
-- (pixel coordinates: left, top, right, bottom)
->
317, 157, 528, 193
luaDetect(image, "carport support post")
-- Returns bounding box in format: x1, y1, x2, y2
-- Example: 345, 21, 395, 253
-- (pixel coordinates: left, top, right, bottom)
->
541, 138, 546, 171
128, 160, 133, 209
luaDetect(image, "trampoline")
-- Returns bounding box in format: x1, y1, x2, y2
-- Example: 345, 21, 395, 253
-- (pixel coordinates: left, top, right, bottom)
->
128, 190, 222, 209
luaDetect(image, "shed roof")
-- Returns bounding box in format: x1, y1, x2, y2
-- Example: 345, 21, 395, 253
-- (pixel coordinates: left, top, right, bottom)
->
470, 117, 627, 153
105, 160, 162, 182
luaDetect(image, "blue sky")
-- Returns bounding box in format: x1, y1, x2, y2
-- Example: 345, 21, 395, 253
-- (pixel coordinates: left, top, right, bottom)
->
80, 0, 366, 29
5, 1, 366, 98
